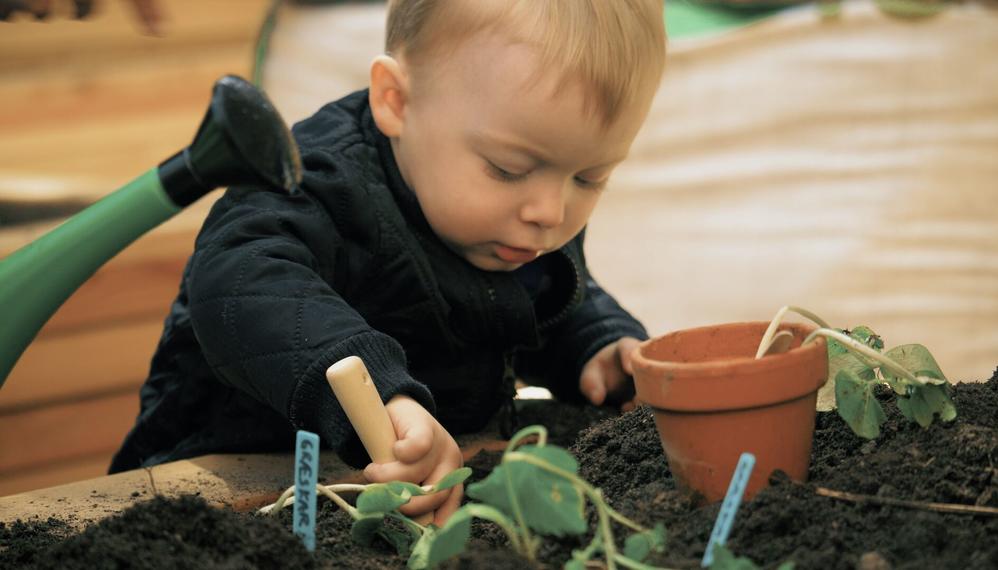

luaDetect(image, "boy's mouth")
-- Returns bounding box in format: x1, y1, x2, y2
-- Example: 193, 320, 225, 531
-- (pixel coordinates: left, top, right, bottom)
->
495, 244, 541, 264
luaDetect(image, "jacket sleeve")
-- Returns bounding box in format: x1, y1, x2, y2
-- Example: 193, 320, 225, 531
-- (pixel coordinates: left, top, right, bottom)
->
517, 235, 649, 403
185, 184, 434, 454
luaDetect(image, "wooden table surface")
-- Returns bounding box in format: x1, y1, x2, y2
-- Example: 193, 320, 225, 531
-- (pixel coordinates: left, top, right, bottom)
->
0, 433, 506, 529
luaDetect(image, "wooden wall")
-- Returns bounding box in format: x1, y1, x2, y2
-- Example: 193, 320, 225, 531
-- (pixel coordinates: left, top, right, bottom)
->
0, 0, 271, 496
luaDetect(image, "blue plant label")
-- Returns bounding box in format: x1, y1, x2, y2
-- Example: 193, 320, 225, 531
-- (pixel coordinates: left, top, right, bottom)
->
293, 430, 320, 552
701, 452, 756, 568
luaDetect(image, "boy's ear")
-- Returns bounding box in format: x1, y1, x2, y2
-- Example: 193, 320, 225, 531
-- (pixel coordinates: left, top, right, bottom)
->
369, 55, 409, 138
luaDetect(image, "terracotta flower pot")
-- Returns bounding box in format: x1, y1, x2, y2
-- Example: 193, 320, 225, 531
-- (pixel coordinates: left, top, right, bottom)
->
632, 321, 828, 504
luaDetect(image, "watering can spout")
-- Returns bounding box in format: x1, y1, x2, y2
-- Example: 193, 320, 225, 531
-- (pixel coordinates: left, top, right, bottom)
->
0, 75, 302, 388
160, 75, 301, 205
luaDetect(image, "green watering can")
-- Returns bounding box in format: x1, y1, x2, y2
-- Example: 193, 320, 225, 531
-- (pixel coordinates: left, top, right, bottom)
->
0, 75, 302, 388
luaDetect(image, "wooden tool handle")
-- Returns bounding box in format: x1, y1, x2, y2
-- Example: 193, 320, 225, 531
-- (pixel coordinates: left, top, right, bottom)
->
325, 356, 397, 464
326, 356, 436, 524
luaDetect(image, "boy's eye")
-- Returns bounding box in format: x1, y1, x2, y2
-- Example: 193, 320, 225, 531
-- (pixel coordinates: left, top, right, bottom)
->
486, 160, 528, 183
574, 176, 608, 191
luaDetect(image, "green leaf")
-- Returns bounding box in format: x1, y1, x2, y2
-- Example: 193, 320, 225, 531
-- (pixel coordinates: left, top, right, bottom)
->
882, 344, 948, 385
407, 508, 472, 570
568, 535, 603, 569
467, 444, 587, 536
821, 328, 880, 411
897, 383, 957, 427
350, 513, 386, 546
827, 326, 880, 359
849, 326, 884, 351
823, 350, 875, 411
406, 526, 436, 570
710, 544, 763, 569
357, 481, 424, 514
835, 369, 886, 439
827, 345, 877, 381
623, 522, 667, 562
429, 467, 472, 493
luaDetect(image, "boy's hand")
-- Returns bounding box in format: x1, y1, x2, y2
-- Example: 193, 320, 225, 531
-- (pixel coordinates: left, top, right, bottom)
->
579, 337, 641, 412
363, 395, 463, 526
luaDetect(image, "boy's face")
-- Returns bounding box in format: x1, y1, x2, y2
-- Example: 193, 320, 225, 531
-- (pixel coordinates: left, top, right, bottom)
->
390, 32, 653, 271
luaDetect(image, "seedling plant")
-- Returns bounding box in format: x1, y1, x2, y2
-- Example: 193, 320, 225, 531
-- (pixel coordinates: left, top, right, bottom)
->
260, 425, 775, 569
756, 306, 956, 439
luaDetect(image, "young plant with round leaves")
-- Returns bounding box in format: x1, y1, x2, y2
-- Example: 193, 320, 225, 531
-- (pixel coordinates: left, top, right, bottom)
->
261, 430, 784, 569
757, 306, 956, 439
258, 466, 472, 557
414, 425, 668, 570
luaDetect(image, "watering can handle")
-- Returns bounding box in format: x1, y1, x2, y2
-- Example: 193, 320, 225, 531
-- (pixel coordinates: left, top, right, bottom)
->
0, 75, 302, 389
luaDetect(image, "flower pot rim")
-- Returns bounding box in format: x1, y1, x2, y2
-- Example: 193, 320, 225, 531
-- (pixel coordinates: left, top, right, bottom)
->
632, 321, 825, 377
632, 321, 828, 412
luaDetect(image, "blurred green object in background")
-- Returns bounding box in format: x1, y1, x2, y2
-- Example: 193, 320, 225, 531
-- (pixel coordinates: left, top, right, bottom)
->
666, 1, 788, 38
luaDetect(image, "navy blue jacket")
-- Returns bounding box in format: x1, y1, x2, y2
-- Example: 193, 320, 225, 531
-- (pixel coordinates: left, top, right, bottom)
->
110, 90, 647, 472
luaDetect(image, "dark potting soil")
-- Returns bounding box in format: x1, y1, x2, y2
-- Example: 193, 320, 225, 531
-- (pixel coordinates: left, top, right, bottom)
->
3, 377, 996, 569
562, 370, 998, 570
0, 494, 316, 569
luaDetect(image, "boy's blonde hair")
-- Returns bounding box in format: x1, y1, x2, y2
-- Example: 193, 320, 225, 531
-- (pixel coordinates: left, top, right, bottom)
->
385, 0, 666, 127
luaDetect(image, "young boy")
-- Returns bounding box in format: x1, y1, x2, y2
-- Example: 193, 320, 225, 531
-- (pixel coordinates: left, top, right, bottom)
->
111, 0, 666, 524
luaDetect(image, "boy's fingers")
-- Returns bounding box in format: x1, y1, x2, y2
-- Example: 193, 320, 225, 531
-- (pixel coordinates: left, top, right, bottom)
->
363, 460, 431, 485
399, 447, 463, 517
619, 337, 640, 376
603, 377, 636, 408
362, 460, 388, 482
397, 486, 450, 517
579, 366, 606, 405
433, 483, 463, 526
393, 423, 433, 463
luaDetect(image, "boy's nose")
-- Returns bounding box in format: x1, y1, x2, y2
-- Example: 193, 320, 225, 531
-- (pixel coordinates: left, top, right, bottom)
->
519, 181, 567, 229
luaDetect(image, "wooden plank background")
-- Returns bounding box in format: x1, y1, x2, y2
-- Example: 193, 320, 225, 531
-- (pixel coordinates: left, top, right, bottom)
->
0, 0, 271, 496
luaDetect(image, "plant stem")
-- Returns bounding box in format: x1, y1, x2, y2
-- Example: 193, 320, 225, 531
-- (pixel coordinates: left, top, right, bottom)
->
503, 453, 536, 559
260, 483, 367, 517
505, 424, 548, 454
756, 305, 831, 359
504, 452, 648, 533
803, 328, 940, 386
574, 535, 603, 567
262, 485, 296, 515
499, 425, 550, 560
606, 505, 650, 533
386, 512, 428, 537
315, 485, 361, 519
595, 488, 620, 570
462, 504, 527, 554
613, 554, 678, 570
